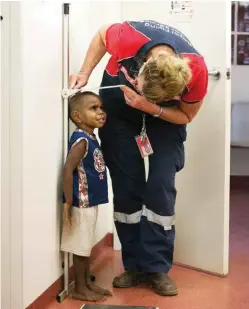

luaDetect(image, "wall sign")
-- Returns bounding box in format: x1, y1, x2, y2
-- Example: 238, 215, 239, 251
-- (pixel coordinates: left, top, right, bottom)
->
170, 1, 193, 22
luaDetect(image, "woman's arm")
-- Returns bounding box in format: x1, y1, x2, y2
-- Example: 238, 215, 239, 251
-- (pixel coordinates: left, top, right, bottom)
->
70, 24, 111, 89
79, 24, 111, 78
144, 99, 203, 124
121, 85, 203, 124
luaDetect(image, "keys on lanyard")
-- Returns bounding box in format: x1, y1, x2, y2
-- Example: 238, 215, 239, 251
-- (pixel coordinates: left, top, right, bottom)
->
135, 113, 154, 158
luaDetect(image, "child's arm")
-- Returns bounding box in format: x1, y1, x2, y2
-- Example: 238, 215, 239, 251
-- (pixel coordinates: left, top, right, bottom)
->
63, 140, 87, 206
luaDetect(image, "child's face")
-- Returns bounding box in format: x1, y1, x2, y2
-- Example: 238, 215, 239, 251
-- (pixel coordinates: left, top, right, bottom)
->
72, 96, 106, 131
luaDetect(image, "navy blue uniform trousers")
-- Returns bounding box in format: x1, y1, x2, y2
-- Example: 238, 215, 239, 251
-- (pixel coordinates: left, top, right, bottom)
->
99, 89, 185, 274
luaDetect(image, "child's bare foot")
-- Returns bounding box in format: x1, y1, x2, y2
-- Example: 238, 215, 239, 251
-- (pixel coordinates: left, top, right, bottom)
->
72, 287, 106, 302
87, 282, 112, 296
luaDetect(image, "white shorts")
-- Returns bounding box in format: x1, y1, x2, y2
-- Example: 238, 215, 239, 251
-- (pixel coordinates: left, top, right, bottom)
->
61, 206, 98, 257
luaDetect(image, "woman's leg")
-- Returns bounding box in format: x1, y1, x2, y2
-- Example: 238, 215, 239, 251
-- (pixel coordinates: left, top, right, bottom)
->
141, 120, 185, 295
99, 121, 147, 286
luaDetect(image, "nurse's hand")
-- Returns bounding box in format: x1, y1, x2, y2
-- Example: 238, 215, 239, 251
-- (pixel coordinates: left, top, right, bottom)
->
69, 72, 88, 89
121, 85, 151, 112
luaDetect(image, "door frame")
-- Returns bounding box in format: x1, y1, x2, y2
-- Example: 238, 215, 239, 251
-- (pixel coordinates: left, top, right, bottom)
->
1, 2, 23, 308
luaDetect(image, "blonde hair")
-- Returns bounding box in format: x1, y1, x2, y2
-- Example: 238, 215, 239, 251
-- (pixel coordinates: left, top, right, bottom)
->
140, 54, 192, 103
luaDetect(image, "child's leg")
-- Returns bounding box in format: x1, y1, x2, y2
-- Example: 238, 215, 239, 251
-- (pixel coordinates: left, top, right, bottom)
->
84, 258, 112, 296
72, 254, 105, 301
61, 206, 111, 299
61, 206, 106, 301
82, 206, 112, 296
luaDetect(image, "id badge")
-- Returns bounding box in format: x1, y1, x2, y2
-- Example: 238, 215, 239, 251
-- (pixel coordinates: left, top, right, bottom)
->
135, 134, 154, 158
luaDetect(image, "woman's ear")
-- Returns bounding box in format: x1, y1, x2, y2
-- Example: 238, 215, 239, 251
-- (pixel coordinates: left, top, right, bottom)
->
135, 75, 145, 94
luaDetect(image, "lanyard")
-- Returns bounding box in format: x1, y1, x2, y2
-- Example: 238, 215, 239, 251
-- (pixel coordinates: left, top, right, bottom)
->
141, 113, 146, 142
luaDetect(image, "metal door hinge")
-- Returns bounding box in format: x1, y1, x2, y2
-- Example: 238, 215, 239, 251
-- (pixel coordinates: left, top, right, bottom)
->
226, 68, 231, 80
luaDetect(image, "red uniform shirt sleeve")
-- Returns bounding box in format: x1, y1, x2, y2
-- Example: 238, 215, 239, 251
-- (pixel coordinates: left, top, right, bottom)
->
181, 54, 208, 103
105, 22, 150, 60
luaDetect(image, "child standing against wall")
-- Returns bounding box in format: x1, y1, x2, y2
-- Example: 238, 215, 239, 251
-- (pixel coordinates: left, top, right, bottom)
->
61, 91, 112, 302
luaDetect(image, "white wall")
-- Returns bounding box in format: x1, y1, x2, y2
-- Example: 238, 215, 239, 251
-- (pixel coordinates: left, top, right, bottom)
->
18, 2, 116, 307
231, 66, 249, 103
21, 3, 63, 307
2, 3, 23, 309
4, 1, 243, 307
69, 1, 121, 244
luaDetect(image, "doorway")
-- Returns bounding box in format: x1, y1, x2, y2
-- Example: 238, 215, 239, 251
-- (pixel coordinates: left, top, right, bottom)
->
230, 0, 249, 279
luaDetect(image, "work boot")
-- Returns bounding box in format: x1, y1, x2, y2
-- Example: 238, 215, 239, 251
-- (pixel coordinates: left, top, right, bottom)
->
113, 270, 146, 288
147, 273, 178, 296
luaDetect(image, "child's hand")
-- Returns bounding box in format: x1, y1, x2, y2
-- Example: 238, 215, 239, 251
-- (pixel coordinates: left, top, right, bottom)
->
63, 203, 72, 228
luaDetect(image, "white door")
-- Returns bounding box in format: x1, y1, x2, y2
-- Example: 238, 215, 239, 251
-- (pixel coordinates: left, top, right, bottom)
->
114, 1, 231, 276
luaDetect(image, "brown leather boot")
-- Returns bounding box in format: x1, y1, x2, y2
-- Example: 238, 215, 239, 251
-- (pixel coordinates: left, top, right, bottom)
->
113, 270, 146, 288
147, 273, 178, 296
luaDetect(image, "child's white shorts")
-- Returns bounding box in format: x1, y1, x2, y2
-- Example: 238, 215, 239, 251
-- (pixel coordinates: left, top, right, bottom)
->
61, 206, 98, 257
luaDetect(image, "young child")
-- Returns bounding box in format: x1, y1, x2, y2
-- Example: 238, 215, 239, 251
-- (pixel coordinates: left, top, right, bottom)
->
61, 91, 112, 302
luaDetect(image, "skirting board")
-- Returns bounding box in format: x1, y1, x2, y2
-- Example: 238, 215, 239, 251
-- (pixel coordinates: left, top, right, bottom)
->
174, 262, 228, 278
26, 233, 113, 309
